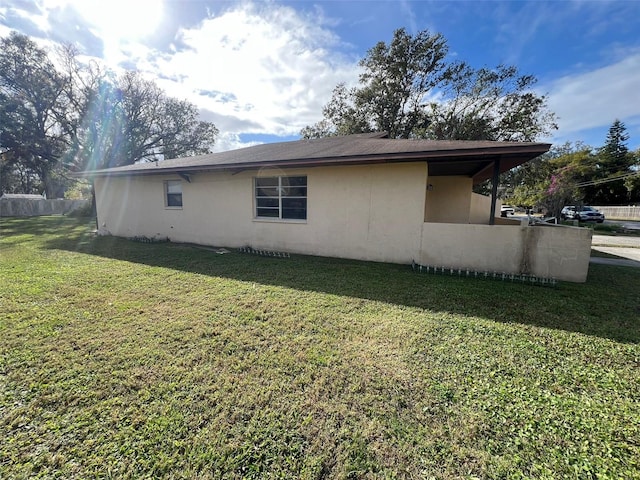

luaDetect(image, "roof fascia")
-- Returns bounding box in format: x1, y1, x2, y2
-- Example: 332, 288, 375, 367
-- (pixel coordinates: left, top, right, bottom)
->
79, 143, 551, 178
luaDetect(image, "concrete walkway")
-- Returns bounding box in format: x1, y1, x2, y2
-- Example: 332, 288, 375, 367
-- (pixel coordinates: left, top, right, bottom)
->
591, 234, 640, 268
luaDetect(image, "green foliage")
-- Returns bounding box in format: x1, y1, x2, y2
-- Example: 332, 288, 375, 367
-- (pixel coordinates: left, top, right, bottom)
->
584, 120, 637, 204
302, 28, 557, 142
302, 29, 449, 140
68, 71, 219, 171
2, 216, 640, 479
507, 143, 589, 213
0, 33, 71, 197
508, 121, 639, 211
430, 64, 557, 141
0, 32, 218, 197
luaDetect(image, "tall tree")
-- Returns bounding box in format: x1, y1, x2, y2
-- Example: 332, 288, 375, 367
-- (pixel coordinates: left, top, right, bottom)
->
428, 64, 557, 141
0, 33, 70, 197
584, 120, 634, 204
624, 147, 640, 202
302, 28, 557, 142
0, 32, 219, 198
67, 70, 219, 171
302, 28, 449, 139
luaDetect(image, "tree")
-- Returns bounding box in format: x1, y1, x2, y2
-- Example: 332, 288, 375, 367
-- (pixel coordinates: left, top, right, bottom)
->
0, 32, 71, 197
67, 70, 219, 172
583, 120, 635, 204
508, 143, 593, 216
302, 28, 557, 142
0, 32, 219, 199
542, 164, 580, 219
624, 148, 640, 203
428, 64, 558, 141
302, 28, 449, 139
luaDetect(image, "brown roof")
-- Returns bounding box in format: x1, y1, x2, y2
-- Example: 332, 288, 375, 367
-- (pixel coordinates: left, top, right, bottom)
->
81, 132, 551, 183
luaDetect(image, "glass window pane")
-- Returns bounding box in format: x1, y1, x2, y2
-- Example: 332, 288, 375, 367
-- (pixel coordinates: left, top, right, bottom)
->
167, 193, 182, 207
167, 181, 182, 194
257, 207, 279, 218
282, 198, 306, 209
257, 197, 279, 208
283, 186, 307, 197
286, 176, 307, 186
256, 177, 278, 187
256, 187, 279, 197
282, 198, 306, 219
282, 208, 306, 220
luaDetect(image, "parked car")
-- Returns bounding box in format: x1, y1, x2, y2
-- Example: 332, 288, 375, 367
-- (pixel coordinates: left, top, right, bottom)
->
500, 205, 515, 217
560, 206, 576, 220
561, 205, 605, 223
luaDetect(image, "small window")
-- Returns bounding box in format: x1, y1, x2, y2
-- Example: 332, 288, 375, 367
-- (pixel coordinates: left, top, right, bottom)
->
255, 176, 306, 220
165, 180, 183, 208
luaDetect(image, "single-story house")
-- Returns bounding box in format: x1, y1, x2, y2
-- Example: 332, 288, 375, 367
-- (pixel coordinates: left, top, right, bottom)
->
83, 132, 592, 282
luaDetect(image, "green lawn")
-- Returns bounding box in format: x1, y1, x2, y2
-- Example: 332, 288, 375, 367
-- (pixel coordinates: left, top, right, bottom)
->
1, 216, 639, 479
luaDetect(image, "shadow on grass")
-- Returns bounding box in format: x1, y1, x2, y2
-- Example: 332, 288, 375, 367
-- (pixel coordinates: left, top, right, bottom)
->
4, 216, 639, 344
589, 248, 640, 269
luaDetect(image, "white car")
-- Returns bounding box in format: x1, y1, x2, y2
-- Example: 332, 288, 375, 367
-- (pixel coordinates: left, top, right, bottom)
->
561, 205, 605, 223
500, 205, 515, 217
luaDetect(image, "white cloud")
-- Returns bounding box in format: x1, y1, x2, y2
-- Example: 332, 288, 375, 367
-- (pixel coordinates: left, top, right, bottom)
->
144, 3, 360, 143
211, 132, 261, 154
546, 52, 640, 136
2, 1, 361, 151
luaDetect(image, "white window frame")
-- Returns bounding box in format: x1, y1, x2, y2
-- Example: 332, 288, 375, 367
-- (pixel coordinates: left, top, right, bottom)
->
164, 180, 183, 209
254, 175, 307, 221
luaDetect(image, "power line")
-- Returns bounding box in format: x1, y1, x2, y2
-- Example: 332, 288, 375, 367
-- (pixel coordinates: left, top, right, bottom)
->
573, 170, 640, 188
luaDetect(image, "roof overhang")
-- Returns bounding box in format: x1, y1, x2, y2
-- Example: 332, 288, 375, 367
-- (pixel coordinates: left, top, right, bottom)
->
75, 136, 550, 185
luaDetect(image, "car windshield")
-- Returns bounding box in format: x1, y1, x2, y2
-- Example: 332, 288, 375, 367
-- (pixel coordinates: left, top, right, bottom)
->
581, 206, 595, 212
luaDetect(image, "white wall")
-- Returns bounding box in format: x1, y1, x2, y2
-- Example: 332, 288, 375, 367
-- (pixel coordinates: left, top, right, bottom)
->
94, 164, 593, 282
424, 176, 472, 223
469, 193, 494, 224
95, 162, 429, 264
419, 223, 592, 282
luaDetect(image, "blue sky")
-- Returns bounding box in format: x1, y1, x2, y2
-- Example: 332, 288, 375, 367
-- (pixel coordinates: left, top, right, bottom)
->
1, 0, 639, 152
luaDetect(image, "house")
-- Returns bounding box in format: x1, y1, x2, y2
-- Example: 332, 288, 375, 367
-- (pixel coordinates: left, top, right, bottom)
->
84, 132, 592, 282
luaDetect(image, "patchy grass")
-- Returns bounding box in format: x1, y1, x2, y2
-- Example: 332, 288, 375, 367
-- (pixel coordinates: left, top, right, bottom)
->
1, 216, 639, 479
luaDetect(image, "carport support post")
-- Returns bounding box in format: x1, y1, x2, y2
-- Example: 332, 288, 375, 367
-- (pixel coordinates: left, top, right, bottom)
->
489, 157, 501, 225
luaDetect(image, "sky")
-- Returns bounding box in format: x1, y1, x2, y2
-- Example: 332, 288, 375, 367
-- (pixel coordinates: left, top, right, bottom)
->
1, 0, 639, 153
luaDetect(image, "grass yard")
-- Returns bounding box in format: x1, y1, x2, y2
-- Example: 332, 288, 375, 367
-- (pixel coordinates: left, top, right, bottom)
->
1, 216, 639, 479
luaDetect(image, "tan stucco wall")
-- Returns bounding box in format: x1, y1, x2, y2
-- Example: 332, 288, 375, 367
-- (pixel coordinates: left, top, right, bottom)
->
95, 164, 593, 283
424, 176, 472, 223
470, 193, 497, 224
419, 223, 592, 282
95, 162, 429, 264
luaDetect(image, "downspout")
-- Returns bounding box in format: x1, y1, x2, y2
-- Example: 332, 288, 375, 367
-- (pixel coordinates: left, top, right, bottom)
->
489, 157, 501, 225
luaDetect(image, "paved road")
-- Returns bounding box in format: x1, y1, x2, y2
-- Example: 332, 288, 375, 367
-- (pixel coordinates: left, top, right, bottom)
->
591, 234, 640, 267
603, 219, 640, 231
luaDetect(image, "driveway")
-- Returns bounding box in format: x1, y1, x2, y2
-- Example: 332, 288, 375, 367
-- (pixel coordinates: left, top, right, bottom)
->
591, 234, 640, 267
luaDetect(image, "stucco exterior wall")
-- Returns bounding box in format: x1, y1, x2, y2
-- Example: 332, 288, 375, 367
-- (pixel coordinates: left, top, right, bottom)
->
424, 176, 472, 223
419, 223, 592, 282
95, 162, 429, 264
95, 164, 593, 283
470, 192, 501, 224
